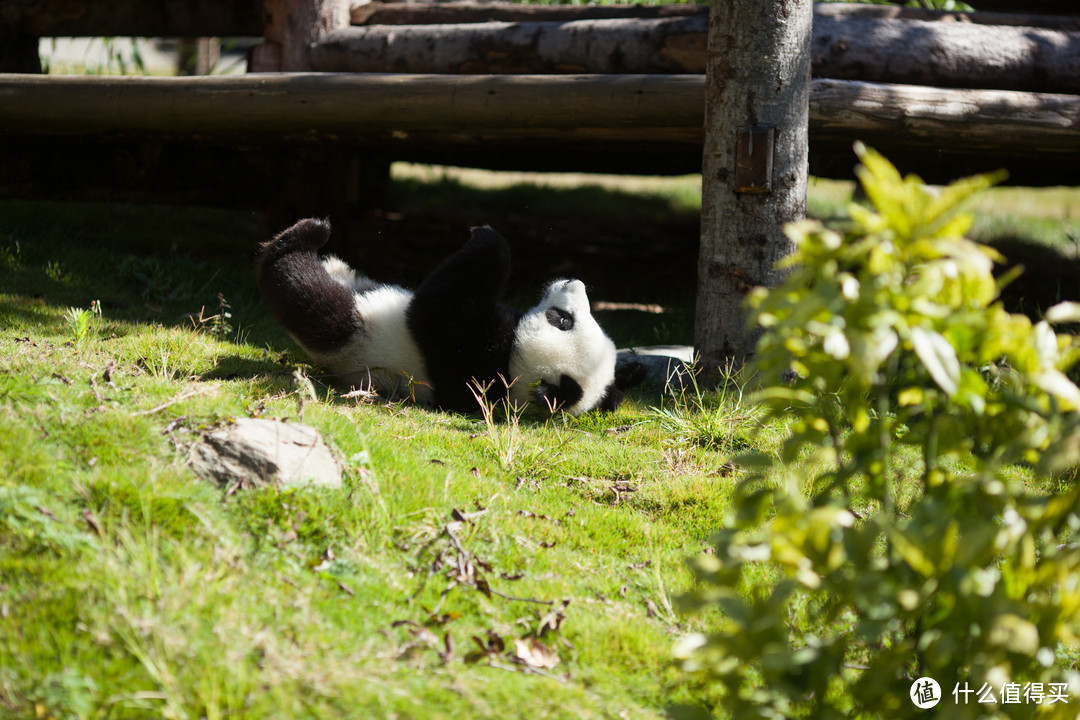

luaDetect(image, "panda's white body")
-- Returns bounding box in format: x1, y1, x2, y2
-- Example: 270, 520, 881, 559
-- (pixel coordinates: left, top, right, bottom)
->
319, 257, 433, 402
256, 219, 634, 415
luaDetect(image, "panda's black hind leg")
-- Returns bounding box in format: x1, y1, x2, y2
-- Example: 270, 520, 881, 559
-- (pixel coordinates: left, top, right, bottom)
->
255, 218, 362, 355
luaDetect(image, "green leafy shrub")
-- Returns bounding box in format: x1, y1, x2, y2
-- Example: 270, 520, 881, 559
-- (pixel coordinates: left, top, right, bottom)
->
674, 145, 1080, 719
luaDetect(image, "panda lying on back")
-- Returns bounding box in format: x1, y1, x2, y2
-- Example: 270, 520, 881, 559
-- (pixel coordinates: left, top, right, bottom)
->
256, 218, 635, 415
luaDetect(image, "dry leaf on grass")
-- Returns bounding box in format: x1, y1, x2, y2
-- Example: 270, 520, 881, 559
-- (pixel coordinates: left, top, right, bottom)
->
513, 637, 560, 670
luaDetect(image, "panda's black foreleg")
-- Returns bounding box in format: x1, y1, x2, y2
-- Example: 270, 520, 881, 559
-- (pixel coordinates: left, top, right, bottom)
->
407, 225, 522, 413
411, 225, 512, 304
255, 218, 362, 355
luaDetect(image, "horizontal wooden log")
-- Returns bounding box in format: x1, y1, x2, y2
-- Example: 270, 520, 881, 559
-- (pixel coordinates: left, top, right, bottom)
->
812, 3, 1080, 31
5, 0, 1072, 39
809, 79, 1080, 154
0, 0, 263, 37
316, 12, 1080, 94
812, 14, 1080, 95
1, 72, 1078, 153
315, 17, 707, 74
0, 74, 1076, 184
0, 73, 705, 136
3, 0, 1075, 41
351, 1, 708, 26
352, 2, 1080, 32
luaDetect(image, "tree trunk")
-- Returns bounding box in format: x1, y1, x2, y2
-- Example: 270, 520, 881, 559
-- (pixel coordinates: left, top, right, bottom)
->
257, 0, 349, 71
695, 0, 812, 372
177, 38, 221, 76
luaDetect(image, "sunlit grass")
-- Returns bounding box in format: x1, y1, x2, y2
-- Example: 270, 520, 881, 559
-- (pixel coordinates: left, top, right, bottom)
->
1, 161, 1074, 719
0, 187, 747, 719
392, 162, 703, 214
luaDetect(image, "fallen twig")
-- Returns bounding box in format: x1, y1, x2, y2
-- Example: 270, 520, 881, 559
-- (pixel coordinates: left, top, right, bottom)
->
132, 383, 219, 416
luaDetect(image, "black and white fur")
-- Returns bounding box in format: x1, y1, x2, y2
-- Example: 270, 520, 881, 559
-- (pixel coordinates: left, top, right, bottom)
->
256, 218, 633, 415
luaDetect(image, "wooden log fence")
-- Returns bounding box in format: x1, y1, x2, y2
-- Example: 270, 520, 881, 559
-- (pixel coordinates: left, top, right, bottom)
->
0, 72, 1076, 186
314, 7, 1080, 96
349, 2, 1079, 31
0, 73, 705, 138
0, 1, 1078, 188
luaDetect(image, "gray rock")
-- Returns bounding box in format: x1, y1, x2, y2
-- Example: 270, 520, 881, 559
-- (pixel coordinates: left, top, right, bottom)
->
617, 345, 698, 392
189, 418, 343, 490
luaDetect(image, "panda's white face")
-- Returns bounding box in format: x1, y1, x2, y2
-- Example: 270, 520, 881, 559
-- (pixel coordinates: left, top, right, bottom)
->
508, 279, 618, 415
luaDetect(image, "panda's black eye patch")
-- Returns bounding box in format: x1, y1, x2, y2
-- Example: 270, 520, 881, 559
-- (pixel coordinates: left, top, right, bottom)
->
545, 307, 574, 331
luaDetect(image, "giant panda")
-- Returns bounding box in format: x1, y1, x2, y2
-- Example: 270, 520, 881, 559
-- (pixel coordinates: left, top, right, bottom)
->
256, 218, 637, 415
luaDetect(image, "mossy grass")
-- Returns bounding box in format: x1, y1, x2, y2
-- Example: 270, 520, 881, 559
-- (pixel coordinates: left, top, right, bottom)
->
1, 168, 1076, 718
0, 182, 735, 719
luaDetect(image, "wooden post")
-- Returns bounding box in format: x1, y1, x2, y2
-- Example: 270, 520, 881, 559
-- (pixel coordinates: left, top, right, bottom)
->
177, 38, 221, 75
695, 0, 812, 373
249, 0, 380, 242
254, 0, 349, 72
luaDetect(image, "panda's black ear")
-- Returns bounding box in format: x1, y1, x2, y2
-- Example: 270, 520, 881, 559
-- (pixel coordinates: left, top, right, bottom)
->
596, 383, 625, 412
615, 361, 647, 391
594, 362, 646, 413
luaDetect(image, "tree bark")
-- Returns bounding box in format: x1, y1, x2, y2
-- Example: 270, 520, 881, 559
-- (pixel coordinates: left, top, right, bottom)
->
809, 79, 1080, 154
257, 0, 349, 71
812, 3, 1080, 31
351, 2, 1080, 33
1, 74, 1078, 163
313, 11, 1080, 94
695, 0, 812, 372
812, 13, 1080, 95
314, 17, 708, 74
0, 73, 704, 136
351, 1, 707, 26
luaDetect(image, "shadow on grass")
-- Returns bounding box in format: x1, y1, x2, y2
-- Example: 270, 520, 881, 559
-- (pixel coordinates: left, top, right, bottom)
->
989, 236, 1080, 318
0, 295, 70, 336
201, 354, 291, 384
1, 170, 704, 360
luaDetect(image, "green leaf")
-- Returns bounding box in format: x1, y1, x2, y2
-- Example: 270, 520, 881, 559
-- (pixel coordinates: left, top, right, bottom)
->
1035, 368, 1080, 407
887, 525, 938, 577
1045, 301, 1080, 324
909, 326, 960, 396
988, 614, 1040, 656
734, 486, 775, 528
747, 387, 816, 407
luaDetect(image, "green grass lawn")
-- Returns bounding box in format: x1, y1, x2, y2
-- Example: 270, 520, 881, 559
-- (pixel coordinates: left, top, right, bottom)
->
1, 168, 1077, 719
